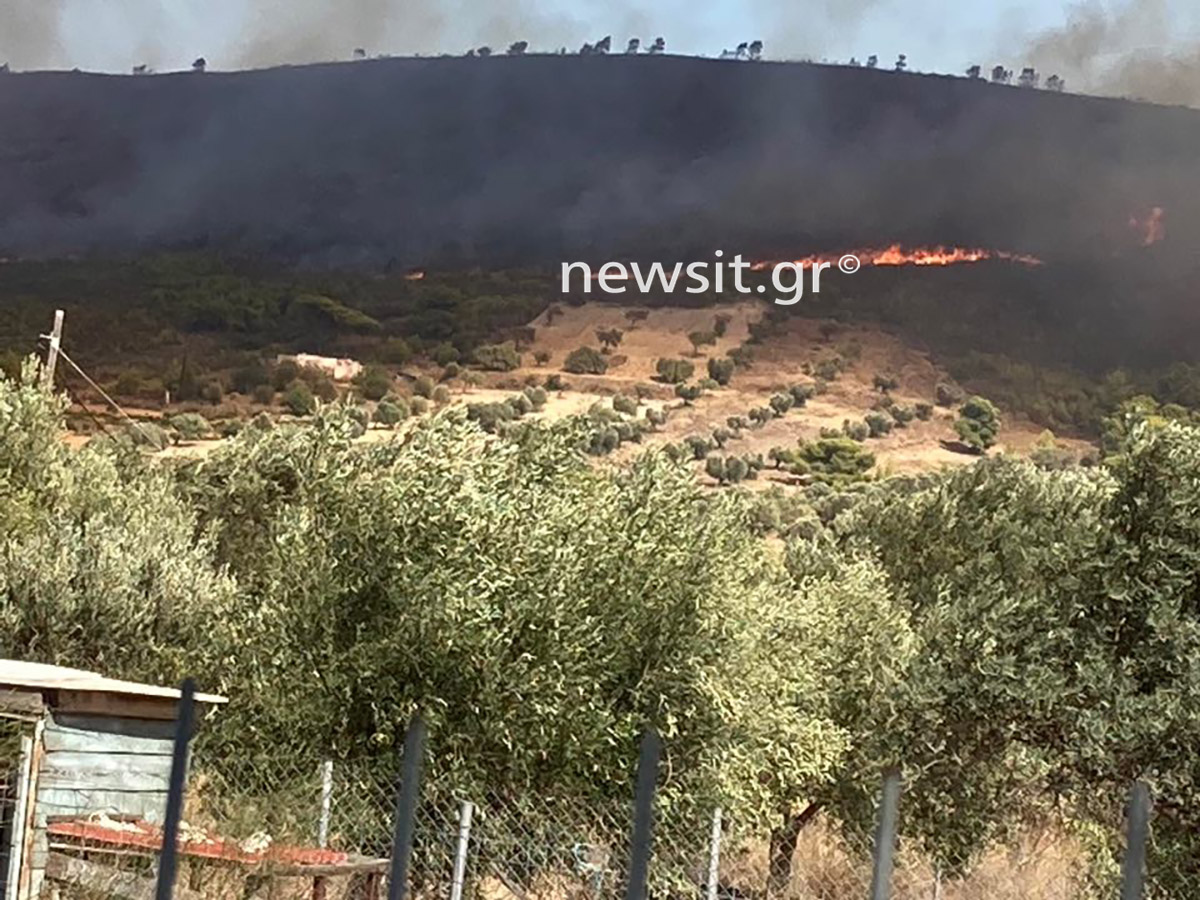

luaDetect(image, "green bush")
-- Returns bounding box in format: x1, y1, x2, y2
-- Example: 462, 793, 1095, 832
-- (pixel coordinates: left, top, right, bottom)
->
432, 385, 451, 405
169, 413, 211, 441
915, 402, 934, 421
708, 357, 735, 386
788, 384, 814, 406
271, 359, 301, 390
380, 338, 413, 365
687, 330, 717, 355
656, 358, 694, 384
283, 380, 316, 415
473, 342, 521, 372
431, 342, 460, 366
814, 358, 843, 381
523, 386, 547, 409
842, 420, 869, 441
563, 346, 608, 375
955, 396, 1001, 453
769, 393, 794, 417
685, 435, 714, 460
729, 346, 754, 368
373, 400, 407, 426
794, 437, 875, 483
613, 394, 638, 415
413, 375, 435, 398
199, 381, 224, 404
675, 383, 702, 405
355, 365, 393, 401
865, 412, 893, 438
252, 385, 275, 405
873, 373, 900, 393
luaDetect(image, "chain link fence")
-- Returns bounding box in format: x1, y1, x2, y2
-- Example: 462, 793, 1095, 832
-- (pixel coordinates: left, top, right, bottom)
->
35, 749, 1174, 900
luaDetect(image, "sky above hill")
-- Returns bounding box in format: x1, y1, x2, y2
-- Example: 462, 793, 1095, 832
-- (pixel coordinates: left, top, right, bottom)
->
4, 1, 1200, 106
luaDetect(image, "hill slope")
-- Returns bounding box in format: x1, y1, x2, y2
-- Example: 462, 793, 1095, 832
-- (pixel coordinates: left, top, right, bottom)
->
2, 55, 1199, 265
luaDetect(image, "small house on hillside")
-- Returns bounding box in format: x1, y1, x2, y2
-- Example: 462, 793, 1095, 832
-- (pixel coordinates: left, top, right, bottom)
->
0, 661, 226, 900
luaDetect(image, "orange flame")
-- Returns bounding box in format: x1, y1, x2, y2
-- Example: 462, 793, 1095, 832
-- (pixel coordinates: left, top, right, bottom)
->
750, 244, 1042, 271
1128, 207, 1165, 246
403, 269, 426, 280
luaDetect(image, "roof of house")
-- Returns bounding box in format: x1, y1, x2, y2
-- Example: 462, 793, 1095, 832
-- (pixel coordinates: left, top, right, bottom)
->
0, 660, 226, 705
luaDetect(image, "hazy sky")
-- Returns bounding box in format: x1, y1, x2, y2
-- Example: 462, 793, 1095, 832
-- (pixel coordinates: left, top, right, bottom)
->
5, 0, 1200, 79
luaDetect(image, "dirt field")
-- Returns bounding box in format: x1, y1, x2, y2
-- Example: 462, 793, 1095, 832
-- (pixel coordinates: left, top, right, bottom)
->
63, 301, 1095, 484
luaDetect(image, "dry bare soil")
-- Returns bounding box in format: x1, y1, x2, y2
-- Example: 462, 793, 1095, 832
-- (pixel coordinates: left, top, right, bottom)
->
78, 301, 1093, 484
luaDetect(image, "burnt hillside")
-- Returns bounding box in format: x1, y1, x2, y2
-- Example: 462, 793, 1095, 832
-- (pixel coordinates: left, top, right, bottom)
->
1, 55, 1198, 267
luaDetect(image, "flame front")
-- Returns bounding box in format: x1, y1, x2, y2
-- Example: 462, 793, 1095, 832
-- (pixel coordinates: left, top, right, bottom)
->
750, 243, 1042, 271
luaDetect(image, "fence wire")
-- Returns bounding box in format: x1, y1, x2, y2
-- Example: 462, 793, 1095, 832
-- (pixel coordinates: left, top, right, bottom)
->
32, 750, 1190, 900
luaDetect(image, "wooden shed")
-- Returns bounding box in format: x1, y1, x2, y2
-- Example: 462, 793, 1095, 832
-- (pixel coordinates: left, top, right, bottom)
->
0, 661, 226, 900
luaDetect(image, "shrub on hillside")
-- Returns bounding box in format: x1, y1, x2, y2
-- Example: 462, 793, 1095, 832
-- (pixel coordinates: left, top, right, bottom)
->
563, 346, 609, 375
373, 400, 407, 426
283, 380, 316, 415
355, 365, 393, 401
473, 341, 521, 371
656, 358, 694, 384
955, 396, 1001, 453
707, 357, 735, 386
613, 394, 638, 415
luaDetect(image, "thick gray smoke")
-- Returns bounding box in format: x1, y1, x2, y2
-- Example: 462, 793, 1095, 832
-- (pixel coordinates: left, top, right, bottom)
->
0, 1, 64, 70
230, 0, 588, 67
1021, 0, 1200, 107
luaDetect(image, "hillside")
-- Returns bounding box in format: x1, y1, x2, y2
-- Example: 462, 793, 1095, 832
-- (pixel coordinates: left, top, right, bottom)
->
2, 55, 1200, 266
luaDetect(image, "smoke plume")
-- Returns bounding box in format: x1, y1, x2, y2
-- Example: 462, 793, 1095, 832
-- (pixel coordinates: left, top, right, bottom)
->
0, 1, 64, 70
1022, 0, 1200, 107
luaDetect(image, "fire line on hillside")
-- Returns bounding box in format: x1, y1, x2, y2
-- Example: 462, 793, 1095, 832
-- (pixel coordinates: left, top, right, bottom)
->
750, 244, 1044, 270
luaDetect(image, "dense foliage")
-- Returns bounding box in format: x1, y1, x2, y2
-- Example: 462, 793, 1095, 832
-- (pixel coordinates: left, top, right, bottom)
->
6, 359, 1200, 887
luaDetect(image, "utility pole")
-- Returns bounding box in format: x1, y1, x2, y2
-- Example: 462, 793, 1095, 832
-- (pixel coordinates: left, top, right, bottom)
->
41, 309, 64, 391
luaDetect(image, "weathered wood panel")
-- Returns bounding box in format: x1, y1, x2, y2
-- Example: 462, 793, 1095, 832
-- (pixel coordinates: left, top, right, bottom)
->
27, 712, 177, 900
44, 715, 175, 746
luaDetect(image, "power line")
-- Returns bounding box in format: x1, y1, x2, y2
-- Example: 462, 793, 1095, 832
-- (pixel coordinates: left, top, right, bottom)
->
51, 344, 160, 447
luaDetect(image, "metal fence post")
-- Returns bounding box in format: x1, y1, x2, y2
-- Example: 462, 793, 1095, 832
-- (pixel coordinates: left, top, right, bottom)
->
154, 678, 196, 900
318, 760, 334, 847
868, 770, 902, 900
623, 730, 661, 900
1120, 781, 1151, 900
387, 716, 427, 900
706, 807, 723, 900
449, 800, 475, 900
312, 761, 335, 900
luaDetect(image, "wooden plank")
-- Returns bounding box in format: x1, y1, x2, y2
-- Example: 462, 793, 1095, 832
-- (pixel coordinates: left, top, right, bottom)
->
42, 751, 174, 778
36, 787, 168, 823
53, 693, 186, 723
44, 721, 174, 754
38, 767, 169, 793
269, 861, 390, 877
0, 690, 44, 716
19, 717, 45, 900
45, 853, 204, 900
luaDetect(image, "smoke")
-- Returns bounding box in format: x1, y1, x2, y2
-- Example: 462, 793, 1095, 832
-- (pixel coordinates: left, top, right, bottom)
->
0, 1, 64, 70
229, 1, 695, 68
1020, 0, 1200, 107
